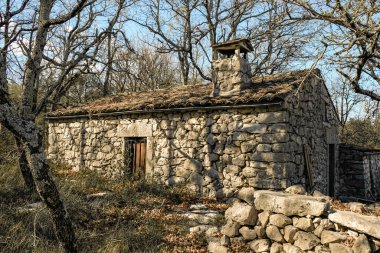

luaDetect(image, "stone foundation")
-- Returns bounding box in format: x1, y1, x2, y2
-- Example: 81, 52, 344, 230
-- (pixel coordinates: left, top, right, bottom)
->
209, 187, 380, 253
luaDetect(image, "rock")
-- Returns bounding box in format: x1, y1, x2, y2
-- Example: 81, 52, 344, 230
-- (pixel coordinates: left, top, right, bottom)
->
283, 243, 303, 253
254, 190, 329, 217
183, 211, 222, 225
258, 210, 271, 227
285, 185, 306, 195
349, 202, 366, 214
270, 214, 293, 228
208, 242, 228, 253
221, 221, 240, 237
293, 217, 314, 232
237, 187, 255, 205
266, 225, 284, 242
190, 225, 214, 234
294, 231, 320, 251
328, 211, 380, 240
353, 234, 371, 253
17, 202, 45, 213
254, 225, 266, 238
321, 230, 347, 245
249, 239, 271, 252
190, 203, 207, 210
220, 235, 231, 247
314, 245, 331, 253
225, 201, 258, 225
369, 239, 380, 252
284, 225, 298, 243
329, 243, 353, 253
205, 226, 220, 242
239, 226, 257, 240
270, 242, 283, 253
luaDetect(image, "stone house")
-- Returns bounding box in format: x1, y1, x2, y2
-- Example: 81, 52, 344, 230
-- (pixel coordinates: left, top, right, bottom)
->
46, 39, 340, 198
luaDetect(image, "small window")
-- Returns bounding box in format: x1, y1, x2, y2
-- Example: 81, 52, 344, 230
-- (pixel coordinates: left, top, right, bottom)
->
125, 137, 147, 179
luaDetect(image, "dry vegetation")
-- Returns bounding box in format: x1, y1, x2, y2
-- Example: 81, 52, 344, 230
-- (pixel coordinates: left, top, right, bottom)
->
0, 162, 229, 253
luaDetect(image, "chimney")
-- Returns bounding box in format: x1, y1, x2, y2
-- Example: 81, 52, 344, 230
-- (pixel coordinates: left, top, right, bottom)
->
211, 38, 253, 97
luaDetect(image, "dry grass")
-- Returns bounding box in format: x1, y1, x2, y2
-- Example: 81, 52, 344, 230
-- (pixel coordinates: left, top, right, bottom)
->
0, 164, 228, 253
48, 69, 319, 117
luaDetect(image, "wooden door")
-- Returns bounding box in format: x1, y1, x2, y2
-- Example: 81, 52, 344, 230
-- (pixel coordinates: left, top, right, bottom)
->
125, 138, 147, 179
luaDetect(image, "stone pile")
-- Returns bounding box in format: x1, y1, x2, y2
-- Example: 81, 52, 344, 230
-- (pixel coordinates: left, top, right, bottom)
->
208, 186, 380, 253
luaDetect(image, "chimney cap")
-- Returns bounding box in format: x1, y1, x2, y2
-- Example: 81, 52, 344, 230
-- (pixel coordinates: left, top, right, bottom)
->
212, 38, 253, 54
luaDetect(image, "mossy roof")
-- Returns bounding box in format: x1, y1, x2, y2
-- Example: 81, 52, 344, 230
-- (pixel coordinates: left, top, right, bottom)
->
47, 69, 320, 118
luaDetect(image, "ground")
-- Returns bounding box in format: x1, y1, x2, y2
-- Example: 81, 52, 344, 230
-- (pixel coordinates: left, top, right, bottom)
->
0, 163, 229, 253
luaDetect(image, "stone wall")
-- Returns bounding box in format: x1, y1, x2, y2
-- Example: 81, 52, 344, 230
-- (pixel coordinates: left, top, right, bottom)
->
339, 145, 380, 200
283, 76, 339, 195
47, 76, 339, 198
208, 187, 380, 253
364, 153, 380, 200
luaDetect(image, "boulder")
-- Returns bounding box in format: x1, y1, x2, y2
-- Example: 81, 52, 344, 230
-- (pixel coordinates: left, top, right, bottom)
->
328, 211, 380, 240
285, 185, 306, 195
254, 226, 266, 238
239, 226, 257, 240
283, 243, 303, 253
270, 242, 283, 253
349, 202, 366, 214
284, 225, 298, 243
225, 201, 258, 225
329, 243, 353, 253
321, 230, 347, 245
270, 214, 293, 228
237, 187, 255, 205
293, 231, 320, 251
254, 190, 329, 216
266, 225, 284, 242
221, 221, 240, 237
249, 239, 271, 252
293, 217, 314, 232
258, 210, 271, 227
208, 242, 228, 253
220, 235, 231, 247
353, 234, 371, 253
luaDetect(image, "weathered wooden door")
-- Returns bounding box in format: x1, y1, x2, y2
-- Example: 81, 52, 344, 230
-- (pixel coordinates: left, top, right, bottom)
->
125, 138, 147, 179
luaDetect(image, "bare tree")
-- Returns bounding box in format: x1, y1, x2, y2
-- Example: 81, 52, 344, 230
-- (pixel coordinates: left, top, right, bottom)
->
285, 0, 380, 101
111, 45, 177, 92
0, 0, 127, 251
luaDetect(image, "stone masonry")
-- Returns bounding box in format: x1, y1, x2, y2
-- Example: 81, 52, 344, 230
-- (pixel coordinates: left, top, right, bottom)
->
47, 71, 339, 198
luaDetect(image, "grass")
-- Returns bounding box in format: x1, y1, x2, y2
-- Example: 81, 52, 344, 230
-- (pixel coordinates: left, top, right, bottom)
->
0, 163, 227, 253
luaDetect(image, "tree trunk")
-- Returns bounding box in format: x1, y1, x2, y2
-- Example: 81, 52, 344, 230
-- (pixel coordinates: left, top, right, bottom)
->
0, 104, 77, 253
15, 136, 36, 192
27, 131, 77, 253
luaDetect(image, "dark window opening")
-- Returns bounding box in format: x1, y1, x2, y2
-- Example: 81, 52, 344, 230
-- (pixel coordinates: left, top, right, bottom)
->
125, 137, 147, 179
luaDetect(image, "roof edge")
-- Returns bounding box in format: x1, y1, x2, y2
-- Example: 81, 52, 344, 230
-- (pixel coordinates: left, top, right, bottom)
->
45, 101, 283, 121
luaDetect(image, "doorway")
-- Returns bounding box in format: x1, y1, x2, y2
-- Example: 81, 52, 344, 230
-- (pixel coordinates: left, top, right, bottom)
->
125, 137, 147, 179
328, 144, 335, 196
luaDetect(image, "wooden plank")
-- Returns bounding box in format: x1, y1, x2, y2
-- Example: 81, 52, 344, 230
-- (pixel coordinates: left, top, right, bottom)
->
141, 142, 146, 175
304, 144, 314, 191
135, 142, 140, 176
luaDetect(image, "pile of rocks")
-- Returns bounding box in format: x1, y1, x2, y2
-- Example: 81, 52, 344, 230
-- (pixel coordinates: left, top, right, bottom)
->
208, 186, 380, 253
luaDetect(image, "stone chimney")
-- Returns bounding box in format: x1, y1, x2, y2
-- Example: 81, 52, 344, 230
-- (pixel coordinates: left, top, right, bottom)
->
211, 38, 253, 97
